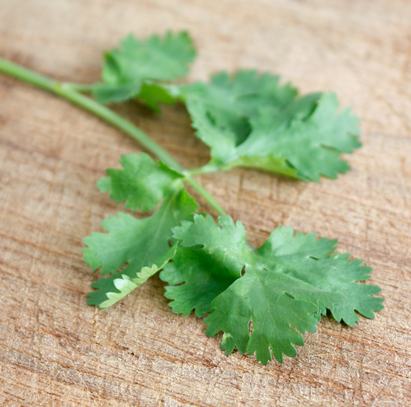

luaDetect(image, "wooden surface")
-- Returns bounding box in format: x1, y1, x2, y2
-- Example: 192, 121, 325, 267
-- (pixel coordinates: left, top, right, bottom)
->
0, 0, 410, 405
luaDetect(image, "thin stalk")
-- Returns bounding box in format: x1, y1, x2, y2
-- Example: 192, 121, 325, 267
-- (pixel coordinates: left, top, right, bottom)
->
0, 57, 227, 216
185, 163, 221, 176
64, 82, 95, 93
184, 176, 226, 216
57, 83, 185, 172
0, 57, 181, 171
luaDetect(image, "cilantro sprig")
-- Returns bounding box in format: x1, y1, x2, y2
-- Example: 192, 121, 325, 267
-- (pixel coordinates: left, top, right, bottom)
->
164, 215, 382, 363
93, 33, 361, 181
0, 31, 383, 364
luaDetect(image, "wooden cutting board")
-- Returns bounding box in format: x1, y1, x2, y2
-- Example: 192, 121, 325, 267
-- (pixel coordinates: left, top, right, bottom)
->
0, 0, 410, 405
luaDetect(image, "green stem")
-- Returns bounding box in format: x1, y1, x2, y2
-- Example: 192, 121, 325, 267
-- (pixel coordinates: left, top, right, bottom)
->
184, 176, 226, 216
0, 56, 227, 216
64, 82, 95, 93
0, 57, 182, 170
185, 163, 221, 176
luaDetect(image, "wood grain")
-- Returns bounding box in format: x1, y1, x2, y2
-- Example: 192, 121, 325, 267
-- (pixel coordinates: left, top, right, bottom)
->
1, 0, 410, 405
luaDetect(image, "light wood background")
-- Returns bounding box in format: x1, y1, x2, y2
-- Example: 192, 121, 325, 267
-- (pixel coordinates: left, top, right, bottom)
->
0, 0, 410, 405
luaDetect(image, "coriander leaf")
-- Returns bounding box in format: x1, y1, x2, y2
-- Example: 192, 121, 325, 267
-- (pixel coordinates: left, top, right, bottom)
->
254, 225, 337, 261
205, 269, 325, 364
232, 92, 361, 180
182, 70, 298, 121
94, 31, 196, 104
88, 248, 175, 309
173, 214, 247, 277
160, 215, 249, 316
97, 152, 183, 212
183, 70, 360, 181
103, 31, 196, 83
160, 247, 238, 317
279, 253, 385, 327
182, 70, 297, 151
163, 215, 382, 364
84, 188, 198, 308
137, 82, 181, 113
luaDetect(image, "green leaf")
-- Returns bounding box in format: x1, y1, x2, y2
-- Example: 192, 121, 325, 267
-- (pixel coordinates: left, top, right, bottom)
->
173, 215, 247, 277
182, 70, 298, 123
182, 70, 297, 154
160, 247, 238, 317
137, 82, 181, 113
183, 70, 360, 181
84, 188, 198, 308
279, 253, 385, 327
89, 248, 175, 310
162, 215, 383, 364
233, 92, 361, 181
206, 271, 323, 364
97, 152, 183, 212
94, 31, 196, 104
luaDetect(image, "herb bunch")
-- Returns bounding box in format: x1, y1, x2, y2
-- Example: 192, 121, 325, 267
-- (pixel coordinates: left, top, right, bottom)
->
0, 31, 383, 364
